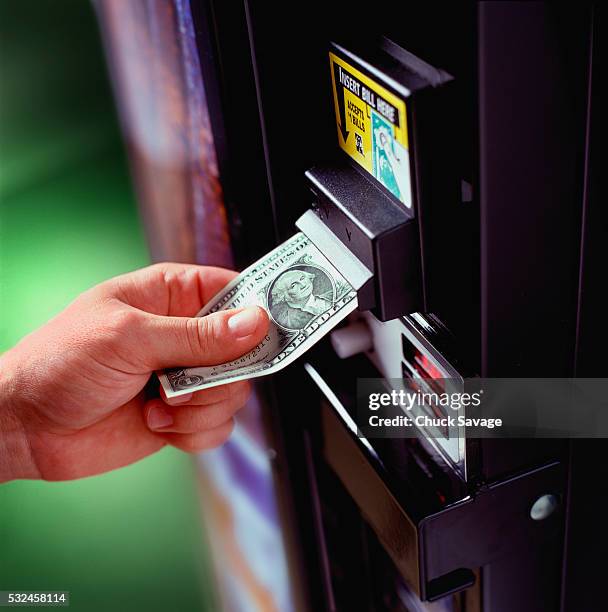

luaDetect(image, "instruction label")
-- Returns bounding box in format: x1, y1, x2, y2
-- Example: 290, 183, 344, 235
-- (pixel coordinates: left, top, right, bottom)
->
329, 52, 412, 208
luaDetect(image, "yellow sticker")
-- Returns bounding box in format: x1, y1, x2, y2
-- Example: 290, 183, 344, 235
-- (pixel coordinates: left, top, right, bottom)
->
329, 52, 412, 208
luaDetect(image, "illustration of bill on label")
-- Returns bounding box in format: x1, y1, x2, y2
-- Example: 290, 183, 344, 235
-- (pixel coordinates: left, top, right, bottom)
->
158, 232, 358, 397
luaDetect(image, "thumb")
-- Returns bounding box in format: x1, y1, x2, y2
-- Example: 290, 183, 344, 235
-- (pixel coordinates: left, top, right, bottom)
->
140, 306, 270, 369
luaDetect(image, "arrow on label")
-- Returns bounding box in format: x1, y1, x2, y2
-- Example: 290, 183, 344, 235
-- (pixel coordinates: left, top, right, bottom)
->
333, 62, 350, 144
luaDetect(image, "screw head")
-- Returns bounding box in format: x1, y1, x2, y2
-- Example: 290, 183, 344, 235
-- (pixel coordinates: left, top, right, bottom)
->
530, 494, 560, 521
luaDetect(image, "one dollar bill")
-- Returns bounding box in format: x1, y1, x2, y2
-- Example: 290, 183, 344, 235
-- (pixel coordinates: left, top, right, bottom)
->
158, 232, 357, 397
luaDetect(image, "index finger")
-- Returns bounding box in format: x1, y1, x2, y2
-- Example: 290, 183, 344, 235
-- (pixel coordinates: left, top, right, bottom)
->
110, 263, 238, 316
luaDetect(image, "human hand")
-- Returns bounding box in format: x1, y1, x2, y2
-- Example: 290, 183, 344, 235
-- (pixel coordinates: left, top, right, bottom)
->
0, 263, 269, 482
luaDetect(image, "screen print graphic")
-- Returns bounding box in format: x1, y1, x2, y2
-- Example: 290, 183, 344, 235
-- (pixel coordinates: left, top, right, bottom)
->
330, 51, 412, 208
158, 232, 357, 396
371, 110, 409, 202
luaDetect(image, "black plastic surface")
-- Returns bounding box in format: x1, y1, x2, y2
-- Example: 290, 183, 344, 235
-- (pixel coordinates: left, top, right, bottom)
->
306, 164, 422, 320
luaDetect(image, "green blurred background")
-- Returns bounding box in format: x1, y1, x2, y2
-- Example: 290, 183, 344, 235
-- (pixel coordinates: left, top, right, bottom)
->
0, 1, 213, 609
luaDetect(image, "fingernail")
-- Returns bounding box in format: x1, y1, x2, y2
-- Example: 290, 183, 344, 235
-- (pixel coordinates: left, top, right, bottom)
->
147, 405, 174, 430
166, 392, 193, 406
228, 306, 259, 338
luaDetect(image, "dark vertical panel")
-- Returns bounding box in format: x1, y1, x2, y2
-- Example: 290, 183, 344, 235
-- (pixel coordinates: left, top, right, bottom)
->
479, 2, 590, 378
564, 9, 607, 612
242, 2, 358, 240
574, 6, 604, 378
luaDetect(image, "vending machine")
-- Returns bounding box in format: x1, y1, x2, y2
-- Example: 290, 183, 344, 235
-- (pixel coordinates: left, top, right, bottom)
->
97, 1, 601, 610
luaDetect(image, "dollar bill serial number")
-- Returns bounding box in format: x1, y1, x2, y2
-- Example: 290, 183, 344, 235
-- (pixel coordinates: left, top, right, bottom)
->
0, 592, 69, 607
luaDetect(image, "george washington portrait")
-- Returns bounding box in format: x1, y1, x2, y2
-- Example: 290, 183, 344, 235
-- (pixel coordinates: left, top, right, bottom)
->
268, 265, 334, 330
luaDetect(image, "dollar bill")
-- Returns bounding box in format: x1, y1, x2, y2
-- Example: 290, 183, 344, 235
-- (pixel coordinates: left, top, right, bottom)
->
158, 232, 357, 397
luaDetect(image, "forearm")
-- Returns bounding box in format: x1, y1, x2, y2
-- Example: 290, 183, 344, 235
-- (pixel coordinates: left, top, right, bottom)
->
0, 352, 40, 482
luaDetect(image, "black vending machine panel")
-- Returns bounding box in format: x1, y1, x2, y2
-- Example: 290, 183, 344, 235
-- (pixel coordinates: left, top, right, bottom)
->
100, 1, 601, 610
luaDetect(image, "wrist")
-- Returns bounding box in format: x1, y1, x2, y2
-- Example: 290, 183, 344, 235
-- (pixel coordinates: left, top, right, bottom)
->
0, 351, 41, 482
